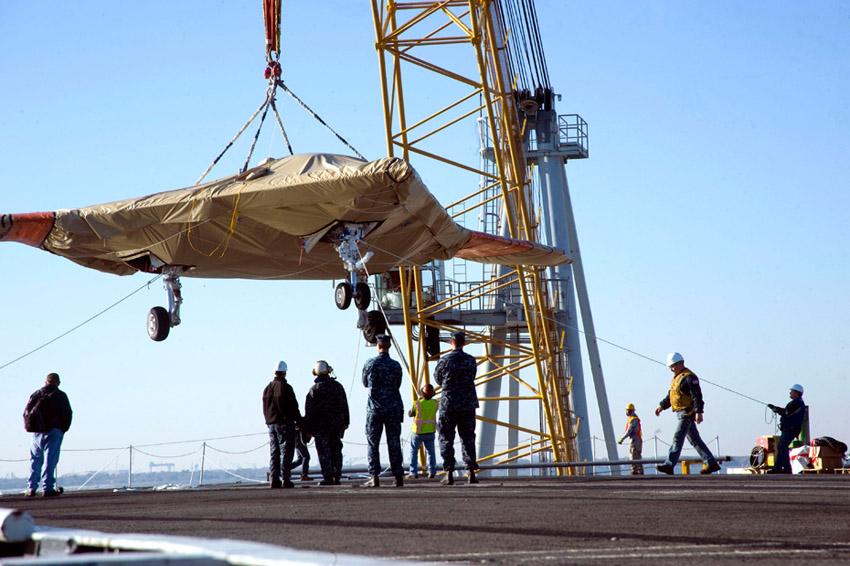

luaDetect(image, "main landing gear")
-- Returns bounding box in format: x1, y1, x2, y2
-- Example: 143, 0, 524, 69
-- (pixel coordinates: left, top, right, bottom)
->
334, 281, 371, 310
332, 224, 386, 344
147, 266, 183, 341
334, 278, 386, 344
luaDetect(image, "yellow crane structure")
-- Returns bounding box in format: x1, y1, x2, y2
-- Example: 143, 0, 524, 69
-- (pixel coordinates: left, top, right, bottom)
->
369, 0, 616, 473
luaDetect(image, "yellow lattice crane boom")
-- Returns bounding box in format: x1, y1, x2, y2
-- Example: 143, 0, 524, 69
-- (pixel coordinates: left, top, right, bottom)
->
369, 0, 613, 474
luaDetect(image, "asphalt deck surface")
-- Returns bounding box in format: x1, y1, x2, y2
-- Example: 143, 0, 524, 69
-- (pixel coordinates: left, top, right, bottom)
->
3, 473, 850, 565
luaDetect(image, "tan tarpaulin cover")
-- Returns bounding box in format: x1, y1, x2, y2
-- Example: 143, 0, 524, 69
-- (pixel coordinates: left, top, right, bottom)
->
1, 154, 568, 280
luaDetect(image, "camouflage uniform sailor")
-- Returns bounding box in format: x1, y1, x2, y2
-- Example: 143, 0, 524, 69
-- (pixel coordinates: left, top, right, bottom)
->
434, 331, 480, 485
303, 361, 349, 485
362, 334, 405, 487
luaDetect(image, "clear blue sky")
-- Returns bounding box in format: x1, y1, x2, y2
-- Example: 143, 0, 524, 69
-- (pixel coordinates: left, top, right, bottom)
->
1, 1, 848, 478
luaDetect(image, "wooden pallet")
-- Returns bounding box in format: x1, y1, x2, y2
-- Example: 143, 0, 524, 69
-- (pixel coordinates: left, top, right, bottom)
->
799, 468, 850, 475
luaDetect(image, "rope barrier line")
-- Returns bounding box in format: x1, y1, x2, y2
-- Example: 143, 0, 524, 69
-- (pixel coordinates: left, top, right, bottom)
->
132, 432, 267, 449
132, 447, 202, 459
62, 432, 267, 453
205, 442, 268, 456
0, 274, 163, 373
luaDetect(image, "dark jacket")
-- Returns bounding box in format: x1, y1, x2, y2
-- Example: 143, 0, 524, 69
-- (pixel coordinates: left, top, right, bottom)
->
262, 376, 302, 426
777, 397, 806, 431
25, 384, 72, 433
304, 374, 350, 436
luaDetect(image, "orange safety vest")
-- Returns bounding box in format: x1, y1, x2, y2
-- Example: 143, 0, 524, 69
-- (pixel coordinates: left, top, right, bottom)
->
413, 398, 437, 434
623, 415, 642, 440
670, 370, 695, 414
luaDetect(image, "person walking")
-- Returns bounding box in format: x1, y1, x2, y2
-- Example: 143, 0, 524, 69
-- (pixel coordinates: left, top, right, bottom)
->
291, 432, 312, 481
262, 361, 302, 489
24, 372, 72, 497
618, 403, 643, 475
303, 360, 349, 485
655, 352, 721, 475
362, 334, 405, 487
434, 331, 480, 485
407, 383, 439, 479
767, 384, 806, 474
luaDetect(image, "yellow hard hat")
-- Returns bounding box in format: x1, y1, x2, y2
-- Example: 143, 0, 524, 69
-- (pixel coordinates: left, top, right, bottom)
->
625, 403, 635, 411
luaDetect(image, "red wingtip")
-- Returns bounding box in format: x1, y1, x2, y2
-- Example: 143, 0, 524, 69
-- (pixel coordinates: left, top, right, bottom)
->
0, 212, 56, 247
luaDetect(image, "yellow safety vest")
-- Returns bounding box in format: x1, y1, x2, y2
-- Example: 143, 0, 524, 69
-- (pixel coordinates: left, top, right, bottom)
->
413, 398, 437, 434
670, 370, 695, 414
623, 415, 642, 440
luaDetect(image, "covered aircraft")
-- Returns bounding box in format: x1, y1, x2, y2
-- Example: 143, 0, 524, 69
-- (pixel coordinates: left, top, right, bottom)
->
1, 153, 568, 341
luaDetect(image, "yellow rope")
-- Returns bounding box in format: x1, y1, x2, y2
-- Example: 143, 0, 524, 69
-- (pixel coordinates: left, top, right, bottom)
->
186, 183, 247, 259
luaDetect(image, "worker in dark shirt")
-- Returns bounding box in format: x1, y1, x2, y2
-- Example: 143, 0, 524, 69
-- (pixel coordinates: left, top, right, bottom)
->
767, 384, 806, 474
263, 361, 302, 489
655, 352, 721, 475
24, 372, 72, 497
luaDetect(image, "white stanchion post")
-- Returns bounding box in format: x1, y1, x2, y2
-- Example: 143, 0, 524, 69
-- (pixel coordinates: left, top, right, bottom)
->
128, 445, 133, 489
654, 436, 658, 475
200, 442, 206, 486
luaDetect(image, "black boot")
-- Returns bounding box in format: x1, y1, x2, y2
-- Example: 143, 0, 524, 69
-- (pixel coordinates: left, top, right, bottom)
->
364, 475, 380, 488
440, 470, 454, 485
467, 470, 479, 484
394, 473, 404, 487
270, 477, 282, 489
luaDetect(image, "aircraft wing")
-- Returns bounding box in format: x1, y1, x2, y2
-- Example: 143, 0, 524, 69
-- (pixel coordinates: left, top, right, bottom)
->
0, 154, 569, 280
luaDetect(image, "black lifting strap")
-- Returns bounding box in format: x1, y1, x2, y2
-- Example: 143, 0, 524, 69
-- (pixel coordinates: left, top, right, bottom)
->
275, 79, 366, 161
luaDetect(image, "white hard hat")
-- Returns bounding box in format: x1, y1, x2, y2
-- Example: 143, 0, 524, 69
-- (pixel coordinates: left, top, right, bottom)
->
275, 361, 288, 373
790, 384, 804, 394
666, 352, 684, 367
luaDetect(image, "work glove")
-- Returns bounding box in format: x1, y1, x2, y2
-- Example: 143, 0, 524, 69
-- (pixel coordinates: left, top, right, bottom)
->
767, 404, 777, 412
618, 439, 623, 445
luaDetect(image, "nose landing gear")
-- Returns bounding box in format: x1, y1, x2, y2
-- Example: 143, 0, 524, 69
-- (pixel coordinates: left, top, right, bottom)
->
147, 266, 183, 341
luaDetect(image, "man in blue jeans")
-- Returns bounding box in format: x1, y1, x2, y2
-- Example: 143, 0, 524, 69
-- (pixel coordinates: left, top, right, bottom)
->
263, 361, 302, 489
767, 384, 806, 474
407, 383, 438, 479
654, 352, 721, 475
25, 373, 73, 497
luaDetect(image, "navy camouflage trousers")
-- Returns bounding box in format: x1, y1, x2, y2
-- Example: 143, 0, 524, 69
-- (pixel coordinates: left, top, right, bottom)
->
366, 409, 403, 476
438, 409, 478, 471
314, 433, 343, 481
